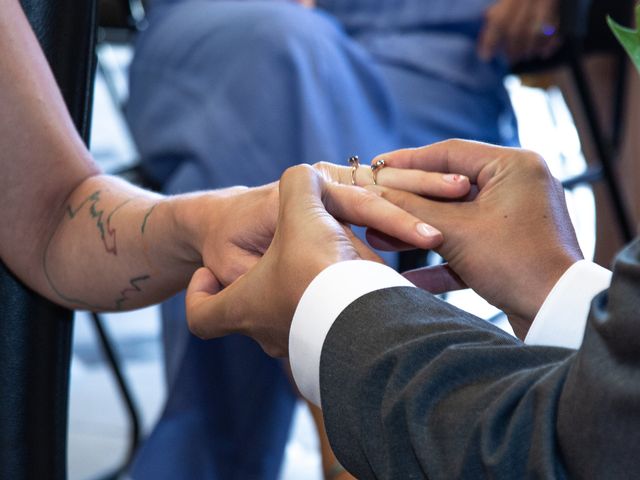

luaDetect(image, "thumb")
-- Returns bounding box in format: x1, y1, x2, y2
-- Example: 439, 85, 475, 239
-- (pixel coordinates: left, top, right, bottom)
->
185, 267, 239, 340
187, 267, 223, 296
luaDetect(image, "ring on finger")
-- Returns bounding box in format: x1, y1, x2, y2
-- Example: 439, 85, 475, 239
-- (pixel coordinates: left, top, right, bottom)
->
536, 22, 557, 37
371, 158, 386, 185
348, 155, 360, 185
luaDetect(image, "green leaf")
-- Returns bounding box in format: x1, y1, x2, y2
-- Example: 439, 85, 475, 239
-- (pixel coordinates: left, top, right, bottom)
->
608, 5, 640, 75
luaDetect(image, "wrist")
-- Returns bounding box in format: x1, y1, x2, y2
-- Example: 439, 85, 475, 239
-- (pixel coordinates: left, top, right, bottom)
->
170, 186, 255, 269
168, 193, 214, 268
517, 249, 582, 322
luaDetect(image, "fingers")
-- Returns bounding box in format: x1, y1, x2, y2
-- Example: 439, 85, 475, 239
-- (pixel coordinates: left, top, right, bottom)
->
365, 228, 416, 252
186, 268, 281, 354
539, 33, 561, 59
478, 3, 505, 61
373, 167, 470, 199
279, 164, 325, 214
373, 139, 510, 185
364, 186, 463, 245
503, 3, 534, 62
313, 161, 470, 198
185, 267, 230, 339
402, 264, 467, 294
477, 0, 560, 63
323, 181, 444, 250
188, 267, 223, 296
517, 9, 559, 61
524, 0, 561, 60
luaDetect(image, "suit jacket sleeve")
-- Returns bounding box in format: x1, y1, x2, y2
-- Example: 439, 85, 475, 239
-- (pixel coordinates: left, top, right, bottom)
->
320, 239, 640, 479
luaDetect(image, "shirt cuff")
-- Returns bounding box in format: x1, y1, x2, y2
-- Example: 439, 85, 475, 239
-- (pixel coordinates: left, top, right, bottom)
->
289, 260, 414, 407
525, 259, 612, 349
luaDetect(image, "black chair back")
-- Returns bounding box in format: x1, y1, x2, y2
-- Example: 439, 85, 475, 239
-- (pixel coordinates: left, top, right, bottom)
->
0, 1, 97, 479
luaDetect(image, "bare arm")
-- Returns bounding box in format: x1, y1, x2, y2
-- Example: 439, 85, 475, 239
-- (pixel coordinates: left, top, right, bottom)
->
0, 0, 255, 310
0, 0, 467, 312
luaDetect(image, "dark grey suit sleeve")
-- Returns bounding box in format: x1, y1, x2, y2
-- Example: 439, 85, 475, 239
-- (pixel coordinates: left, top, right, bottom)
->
320, 240, 640, 480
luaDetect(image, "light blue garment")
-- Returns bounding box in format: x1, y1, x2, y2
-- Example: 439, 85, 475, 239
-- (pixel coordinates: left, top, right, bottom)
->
126, 2, 518, 479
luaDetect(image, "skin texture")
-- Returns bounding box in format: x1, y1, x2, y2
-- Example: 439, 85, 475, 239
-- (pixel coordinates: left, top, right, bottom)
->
186, 165, 448, 356
1, 0, 470, 312
186, 141, 582, 354
478, 0, 561, 63
367, 140, 584, 338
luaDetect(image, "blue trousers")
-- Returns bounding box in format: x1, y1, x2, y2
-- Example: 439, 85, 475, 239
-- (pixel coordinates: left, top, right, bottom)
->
126, 2, 518, 479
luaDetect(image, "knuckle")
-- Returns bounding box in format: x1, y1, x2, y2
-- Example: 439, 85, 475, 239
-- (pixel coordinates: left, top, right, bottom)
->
311, 161, 336, 182
522, 150, 550, 176
442, 138, 463, 149
312, 161, 332, 171
281, 163, 314, 182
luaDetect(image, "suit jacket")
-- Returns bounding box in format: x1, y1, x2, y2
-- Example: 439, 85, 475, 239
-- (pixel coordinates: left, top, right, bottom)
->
320, 239, 640, 479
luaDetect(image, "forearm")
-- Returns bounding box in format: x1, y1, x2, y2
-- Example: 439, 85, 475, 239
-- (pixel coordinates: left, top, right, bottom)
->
557, 239, 640, 478
320, 288, 575, 479
0, 0, 226, 310
39, 175, 206, 311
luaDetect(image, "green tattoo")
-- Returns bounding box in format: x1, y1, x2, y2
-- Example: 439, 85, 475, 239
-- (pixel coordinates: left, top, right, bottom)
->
141, 204, 157, 234
65, 190, 133, 255
43, 191, 152, 310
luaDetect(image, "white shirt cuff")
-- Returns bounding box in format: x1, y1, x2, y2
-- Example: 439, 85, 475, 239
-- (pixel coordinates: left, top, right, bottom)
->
525, 260, 612, 349
289, 260, 414, 407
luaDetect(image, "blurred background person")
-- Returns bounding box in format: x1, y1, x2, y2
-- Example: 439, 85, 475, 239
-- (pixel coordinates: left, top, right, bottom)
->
125, 0, 520, 478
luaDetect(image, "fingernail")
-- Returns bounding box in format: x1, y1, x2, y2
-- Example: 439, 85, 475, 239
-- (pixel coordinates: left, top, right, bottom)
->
443, 174, 467, 183
417, 223, 441, 238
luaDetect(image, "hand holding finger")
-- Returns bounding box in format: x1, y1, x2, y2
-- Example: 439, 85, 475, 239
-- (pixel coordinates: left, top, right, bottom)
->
478, 2, 506, 61
187, 165, 372, 357
372, 140, 532, 189
314, 161, 470, 199
323, 181, 444, 250
185, 267, 230, 339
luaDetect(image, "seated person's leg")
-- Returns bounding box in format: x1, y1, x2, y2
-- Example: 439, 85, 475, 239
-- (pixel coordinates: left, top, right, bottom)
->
126, 2, 399, 478
127, 1, 401, 191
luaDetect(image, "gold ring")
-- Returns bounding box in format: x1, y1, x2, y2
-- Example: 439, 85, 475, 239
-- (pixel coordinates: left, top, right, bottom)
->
348, 155, 360, 185
371, 158, 386, 185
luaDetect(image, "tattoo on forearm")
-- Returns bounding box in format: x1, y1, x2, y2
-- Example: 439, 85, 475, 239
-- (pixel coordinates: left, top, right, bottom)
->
42, 191, 156, 311
65, 190, 134, 255
43, 266, 150, 311
115, 274, 151, 310
140, 204, 157, 234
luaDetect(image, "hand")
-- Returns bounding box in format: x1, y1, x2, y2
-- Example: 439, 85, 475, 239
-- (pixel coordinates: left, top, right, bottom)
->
179, 161, 470, 288
366, 140, 583, 338
478, 0, 561, 63
185, 164, 443, 357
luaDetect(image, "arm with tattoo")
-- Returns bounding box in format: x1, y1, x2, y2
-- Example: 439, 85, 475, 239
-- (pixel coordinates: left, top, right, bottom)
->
0, 0, 466, 312
0, 0, 274, 311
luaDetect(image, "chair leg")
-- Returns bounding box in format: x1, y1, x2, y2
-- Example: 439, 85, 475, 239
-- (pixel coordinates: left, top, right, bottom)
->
611, 52, 628, 152
91, 313, 142, 479
568, 48, 635, 242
